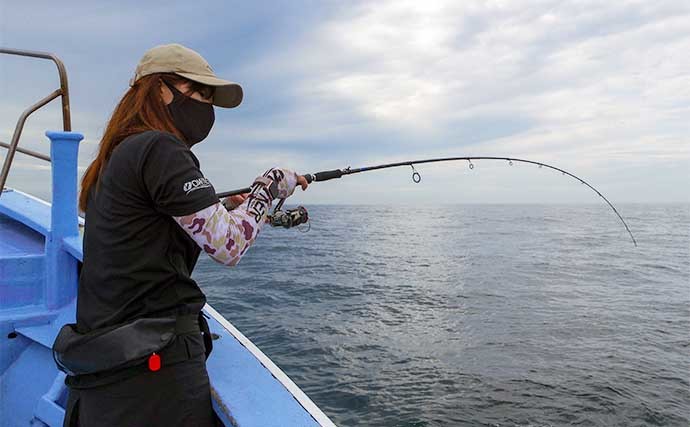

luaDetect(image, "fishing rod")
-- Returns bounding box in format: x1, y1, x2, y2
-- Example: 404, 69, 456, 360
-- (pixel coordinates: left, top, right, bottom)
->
217, 156, 637, 246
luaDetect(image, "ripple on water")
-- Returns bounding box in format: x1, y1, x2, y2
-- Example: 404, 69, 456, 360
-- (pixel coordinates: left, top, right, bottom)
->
196, 204, 690, 426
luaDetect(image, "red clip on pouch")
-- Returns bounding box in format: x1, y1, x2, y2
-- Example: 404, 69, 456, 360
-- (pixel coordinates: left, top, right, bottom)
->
148, 352, 161, 372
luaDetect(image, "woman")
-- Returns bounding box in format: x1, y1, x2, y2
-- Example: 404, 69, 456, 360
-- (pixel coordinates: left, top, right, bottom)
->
63, 44, 308, 426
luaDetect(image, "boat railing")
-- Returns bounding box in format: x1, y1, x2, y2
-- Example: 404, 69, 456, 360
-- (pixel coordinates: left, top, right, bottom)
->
0, 47, 72, 196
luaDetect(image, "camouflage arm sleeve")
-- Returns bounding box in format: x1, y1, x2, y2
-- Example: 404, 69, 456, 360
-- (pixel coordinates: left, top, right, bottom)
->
173, 201, 264, 266
173, 168, 298, 266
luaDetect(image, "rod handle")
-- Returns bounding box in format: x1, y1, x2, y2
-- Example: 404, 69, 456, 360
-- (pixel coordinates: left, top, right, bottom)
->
312, 169, 344, 182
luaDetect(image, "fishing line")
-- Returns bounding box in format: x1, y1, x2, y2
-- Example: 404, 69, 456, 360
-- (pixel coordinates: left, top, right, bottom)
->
217, 156, 637, 246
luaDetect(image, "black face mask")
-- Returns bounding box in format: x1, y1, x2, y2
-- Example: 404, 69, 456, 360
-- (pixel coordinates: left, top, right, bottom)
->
165, 82, 215, 145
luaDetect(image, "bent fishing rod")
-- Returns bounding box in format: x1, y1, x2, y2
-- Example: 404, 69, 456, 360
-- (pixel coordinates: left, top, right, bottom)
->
217, 156, 637, 247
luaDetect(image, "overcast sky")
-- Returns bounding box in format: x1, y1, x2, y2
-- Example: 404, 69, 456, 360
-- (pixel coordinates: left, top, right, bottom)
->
1, 1, 688, 205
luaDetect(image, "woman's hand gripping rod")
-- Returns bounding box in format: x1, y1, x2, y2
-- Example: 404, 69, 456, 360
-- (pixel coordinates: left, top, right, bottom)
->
216, 173, 321, 230
215, 168, 343, 199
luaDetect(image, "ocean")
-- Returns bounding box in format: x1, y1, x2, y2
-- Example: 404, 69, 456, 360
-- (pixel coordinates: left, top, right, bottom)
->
194, 204, 689, 426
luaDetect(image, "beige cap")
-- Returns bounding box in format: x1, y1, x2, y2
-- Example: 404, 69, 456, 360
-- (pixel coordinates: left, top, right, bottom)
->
130, 43, 243, 108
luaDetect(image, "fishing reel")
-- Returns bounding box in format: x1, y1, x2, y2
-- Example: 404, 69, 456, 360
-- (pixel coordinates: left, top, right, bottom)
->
268, 199, 309, 230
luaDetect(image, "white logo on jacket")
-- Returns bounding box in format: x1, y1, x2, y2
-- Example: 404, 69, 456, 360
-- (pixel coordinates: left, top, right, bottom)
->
183, 177, 212, 195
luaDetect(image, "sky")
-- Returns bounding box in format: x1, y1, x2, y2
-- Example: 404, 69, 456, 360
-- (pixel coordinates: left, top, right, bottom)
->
1, 0, 688, 205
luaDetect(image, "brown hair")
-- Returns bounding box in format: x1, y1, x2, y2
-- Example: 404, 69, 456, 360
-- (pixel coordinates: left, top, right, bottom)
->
79, 73, 210, 211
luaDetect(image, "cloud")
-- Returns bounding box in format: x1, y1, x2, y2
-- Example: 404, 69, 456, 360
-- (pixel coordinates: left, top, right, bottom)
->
1, 1, 688, 203
237, 0, 690, 203
279, 1, 689, 131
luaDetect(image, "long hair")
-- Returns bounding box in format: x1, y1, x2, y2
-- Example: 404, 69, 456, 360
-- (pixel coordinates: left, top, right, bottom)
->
79, 73, 202, 211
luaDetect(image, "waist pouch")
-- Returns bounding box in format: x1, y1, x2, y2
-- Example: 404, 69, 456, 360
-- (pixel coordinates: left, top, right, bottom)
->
52, 314, 200, 376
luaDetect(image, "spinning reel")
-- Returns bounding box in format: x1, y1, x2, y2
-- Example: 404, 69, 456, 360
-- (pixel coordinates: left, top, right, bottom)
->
268, 199, 309, 230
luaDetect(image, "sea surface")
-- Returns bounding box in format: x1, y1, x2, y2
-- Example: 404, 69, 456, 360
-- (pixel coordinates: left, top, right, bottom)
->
193, 204, 689, 427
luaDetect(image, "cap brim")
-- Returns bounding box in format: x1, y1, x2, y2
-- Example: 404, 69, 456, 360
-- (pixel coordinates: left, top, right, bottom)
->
175, 72, 243, 108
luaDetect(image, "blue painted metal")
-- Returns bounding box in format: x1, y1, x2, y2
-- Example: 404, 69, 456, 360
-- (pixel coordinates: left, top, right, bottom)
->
44, 131, 82, 310
1, 341, 61, 426
1, 127, 336, 426
205, 311, 321, 426
34, 372, 69, 427
61, 235, 82, 263
0, 189, 51, 237
0, 211, 45, 256
0, 215, 45, 312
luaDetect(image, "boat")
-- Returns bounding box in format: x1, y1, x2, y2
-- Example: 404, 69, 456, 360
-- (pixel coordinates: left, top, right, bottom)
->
0, 48, 336, 427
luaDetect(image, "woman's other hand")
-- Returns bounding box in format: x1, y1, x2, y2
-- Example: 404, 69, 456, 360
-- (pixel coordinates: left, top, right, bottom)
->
222, 193, 249, 210
258, 168, 308, 199
296, 175, 309, 191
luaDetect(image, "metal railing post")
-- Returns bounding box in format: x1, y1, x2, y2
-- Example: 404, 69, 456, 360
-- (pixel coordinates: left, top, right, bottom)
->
0, 48, 71, 195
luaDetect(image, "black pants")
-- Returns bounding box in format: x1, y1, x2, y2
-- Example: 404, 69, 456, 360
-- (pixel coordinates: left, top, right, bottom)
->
64, 350, 219, 427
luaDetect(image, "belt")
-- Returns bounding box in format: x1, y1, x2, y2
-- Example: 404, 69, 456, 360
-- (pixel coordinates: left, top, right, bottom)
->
64, 314, 204, 390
